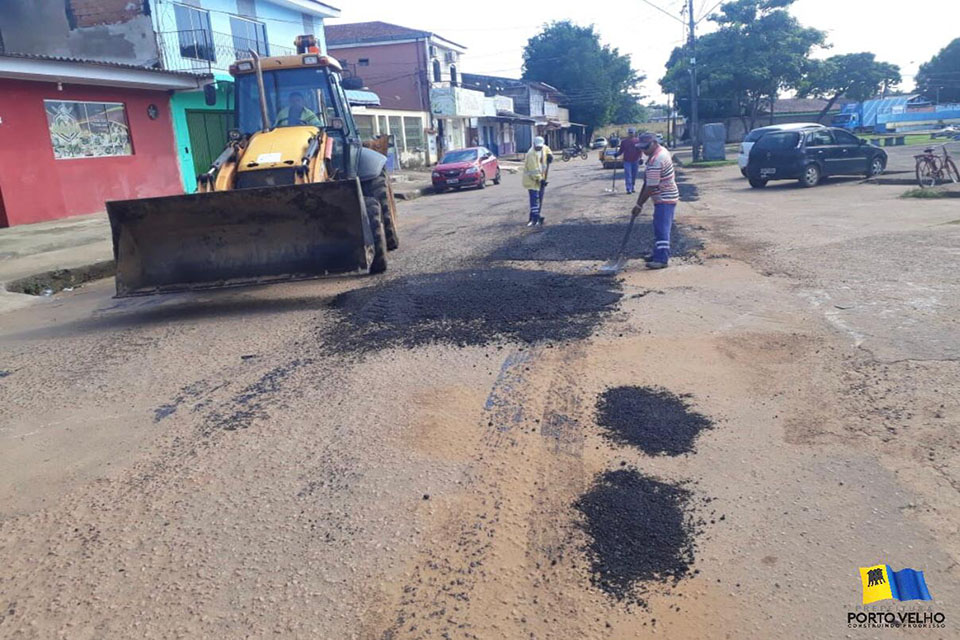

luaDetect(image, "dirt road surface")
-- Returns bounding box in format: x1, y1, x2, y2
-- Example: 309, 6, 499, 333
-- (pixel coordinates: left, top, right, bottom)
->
1, 159, 957, 639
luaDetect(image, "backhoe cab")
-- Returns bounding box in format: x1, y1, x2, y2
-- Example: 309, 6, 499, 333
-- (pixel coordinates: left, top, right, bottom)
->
106, 35, 398, 297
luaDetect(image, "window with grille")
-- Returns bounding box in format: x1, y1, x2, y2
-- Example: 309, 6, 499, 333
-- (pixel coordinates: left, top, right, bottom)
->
230, 16, 268, 59
355, 115, 375, 140
389, 116, 405, 152
403, 116, 424, 151
174, 3, 215, 62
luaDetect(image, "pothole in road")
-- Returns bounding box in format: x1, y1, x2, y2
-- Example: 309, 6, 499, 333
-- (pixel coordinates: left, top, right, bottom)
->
321, 267, 621, 352
488, 221, 701, 262
6, 260, 115, 296
596, 386, 713, 456
576, 468, 699, 605
676, 173, 700, 202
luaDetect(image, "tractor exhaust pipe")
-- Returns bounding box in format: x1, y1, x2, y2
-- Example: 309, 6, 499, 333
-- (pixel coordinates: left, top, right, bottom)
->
250, 49, 270, 132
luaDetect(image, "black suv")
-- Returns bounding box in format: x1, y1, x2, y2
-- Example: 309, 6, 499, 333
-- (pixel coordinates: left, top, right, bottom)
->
747, 126, 887, 188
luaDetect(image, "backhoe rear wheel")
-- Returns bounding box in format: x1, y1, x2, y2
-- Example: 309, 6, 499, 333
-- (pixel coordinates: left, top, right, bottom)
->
363, 173, 399, 251
364, 196, 388, 274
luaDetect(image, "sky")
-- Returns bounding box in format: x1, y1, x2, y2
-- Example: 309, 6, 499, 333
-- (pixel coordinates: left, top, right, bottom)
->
324, 0, 958, 104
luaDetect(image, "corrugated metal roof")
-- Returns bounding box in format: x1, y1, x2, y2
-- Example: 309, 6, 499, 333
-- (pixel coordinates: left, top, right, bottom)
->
495, 109, 535, 122
768, 97, 852, 114
0, 51, 211, 79
325, 21, 465, 49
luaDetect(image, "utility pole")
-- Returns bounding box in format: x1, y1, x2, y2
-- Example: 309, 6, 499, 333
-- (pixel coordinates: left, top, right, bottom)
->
687, 0, 700, 161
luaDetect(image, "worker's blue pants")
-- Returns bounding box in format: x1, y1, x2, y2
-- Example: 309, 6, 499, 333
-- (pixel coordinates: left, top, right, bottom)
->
652, 203, 676, 263
528, 189, 541, 222
623, 160, 641, 193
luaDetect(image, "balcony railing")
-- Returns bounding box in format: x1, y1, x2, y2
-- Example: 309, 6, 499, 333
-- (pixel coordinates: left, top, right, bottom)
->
156, 30, 294, 75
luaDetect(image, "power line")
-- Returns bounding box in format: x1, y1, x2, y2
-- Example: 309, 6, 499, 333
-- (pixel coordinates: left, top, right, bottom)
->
697, 0, 725, 23
638, 0, 685, 24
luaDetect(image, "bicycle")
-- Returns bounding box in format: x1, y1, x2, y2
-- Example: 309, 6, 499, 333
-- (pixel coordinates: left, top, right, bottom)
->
915, 144, 960, 188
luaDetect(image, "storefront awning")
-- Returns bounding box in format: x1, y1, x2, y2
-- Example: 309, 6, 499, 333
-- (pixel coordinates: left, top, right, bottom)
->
345, 89, 380, 107
491, 109, 535, 123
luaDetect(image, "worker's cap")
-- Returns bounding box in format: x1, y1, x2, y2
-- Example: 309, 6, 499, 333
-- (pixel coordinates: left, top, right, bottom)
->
627, 127, 637, 134
534, 136, 545, 147
638, 132, 656, 148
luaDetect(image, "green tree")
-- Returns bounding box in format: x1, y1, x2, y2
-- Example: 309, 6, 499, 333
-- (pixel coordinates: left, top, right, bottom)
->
660, 0, 825, 132
523, 21, 644, 131
613, 93, 649, 124
798, 53, 901, 123
915, 38, 960, 104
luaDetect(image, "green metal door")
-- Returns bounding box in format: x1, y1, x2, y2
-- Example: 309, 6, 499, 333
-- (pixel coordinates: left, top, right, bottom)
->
186, 110, 231, 179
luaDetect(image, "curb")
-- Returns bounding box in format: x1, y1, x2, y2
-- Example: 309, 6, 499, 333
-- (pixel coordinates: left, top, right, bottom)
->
2, 260, 115, 297
864, 177, 922, 186
394, 186, 434, 201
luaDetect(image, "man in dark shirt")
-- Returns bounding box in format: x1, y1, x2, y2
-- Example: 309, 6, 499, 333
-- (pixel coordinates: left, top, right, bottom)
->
616, 127, 643, 194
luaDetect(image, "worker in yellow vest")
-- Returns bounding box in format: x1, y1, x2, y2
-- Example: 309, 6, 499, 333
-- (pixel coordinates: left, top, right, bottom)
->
522, 136, 553, 226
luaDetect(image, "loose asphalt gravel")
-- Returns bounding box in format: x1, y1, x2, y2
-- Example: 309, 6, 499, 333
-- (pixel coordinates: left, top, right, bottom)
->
322, 267, 623, 352
595, 386, 714, 456
576, 468, 699, 605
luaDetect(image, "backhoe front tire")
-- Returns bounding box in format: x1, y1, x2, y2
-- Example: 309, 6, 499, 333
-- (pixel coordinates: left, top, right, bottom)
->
363, 173, 399, 251
364, 196, 388, 274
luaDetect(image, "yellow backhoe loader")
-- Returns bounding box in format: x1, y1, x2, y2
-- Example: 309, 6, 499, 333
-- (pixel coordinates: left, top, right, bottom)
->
106, 35, 399, 297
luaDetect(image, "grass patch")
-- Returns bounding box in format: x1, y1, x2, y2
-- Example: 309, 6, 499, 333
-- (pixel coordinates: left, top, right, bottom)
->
901, 188, 948, 199
689, 160, 737, 168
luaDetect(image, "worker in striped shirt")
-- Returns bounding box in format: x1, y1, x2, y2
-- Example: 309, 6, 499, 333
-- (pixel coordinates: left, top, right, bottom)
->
631, 132, 679, 269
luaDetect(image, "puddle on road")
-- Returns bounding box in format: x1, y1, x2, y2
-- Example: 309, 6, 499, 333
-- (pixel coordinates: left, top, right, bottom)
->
576, 468, 699, 605
488, 221, 701, 262
596, 386, 713, 456
321, 268, 621, 352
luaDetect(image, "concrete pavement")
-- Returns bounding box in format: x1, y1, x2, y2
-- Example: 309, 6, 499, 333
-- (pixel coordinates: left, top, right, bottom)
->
0, 212, 113, 312
2, 158, 958, 638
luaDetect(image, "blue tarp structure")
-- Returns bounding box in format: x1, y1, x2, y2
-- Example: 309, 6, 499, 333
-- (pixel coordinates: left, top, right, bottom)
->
839, 96, 912, 129
839, 95, 960, 132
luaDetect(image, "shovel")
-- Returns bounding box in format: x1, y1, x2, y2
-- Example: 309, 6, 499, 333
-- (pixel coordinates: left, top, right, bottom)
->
598, 210, 639, 274
604, 163, 618, 193
535, 161, 551, 226
599, 176, 647, 274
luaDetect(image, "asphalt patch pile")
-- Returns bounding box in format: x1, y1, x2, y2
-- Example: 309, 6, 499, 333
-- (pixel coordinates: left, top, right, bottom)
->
322, 267, 621, 352
576, 469, 697, 604
488, 221, 701, 262
596, 386, 713, 456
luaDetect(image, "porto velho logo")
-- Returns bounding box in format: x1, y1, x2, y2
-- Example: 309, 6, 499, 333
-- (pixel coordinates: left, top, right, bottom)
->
847, 564, 945, 630
859, 564, 931, 604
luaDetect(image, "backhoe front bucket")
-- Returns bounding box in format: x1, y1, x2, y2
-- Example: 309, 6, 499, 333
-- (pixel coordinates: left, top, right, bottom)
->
107, 179, 374, 297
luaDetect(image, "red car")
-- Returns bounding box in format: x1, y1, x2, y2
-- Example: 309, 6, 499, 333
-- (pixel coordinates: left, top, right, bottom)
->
432, 146, 501, 192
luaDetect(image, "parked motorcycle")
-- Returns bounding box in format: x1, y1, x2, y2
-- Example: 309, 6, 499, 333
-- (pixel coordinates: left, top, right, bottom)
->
561, 144, 590, 161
